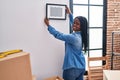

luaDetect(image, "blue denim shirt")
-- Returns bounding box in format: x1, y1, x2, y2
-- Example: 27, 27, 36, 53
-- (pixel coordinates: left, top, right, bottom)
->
47, 14, 85, 70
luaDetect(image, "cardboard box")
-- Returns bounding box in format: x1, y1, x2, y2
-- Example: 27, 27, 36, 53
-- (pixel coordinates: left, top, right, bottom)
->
44, 76, 64, 80
0, 52, 32, 80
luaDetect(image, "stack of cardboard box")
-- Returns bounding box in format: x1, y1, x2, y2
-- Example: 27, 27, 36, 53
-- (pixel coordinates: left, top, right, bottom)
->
0, 52, 35, 80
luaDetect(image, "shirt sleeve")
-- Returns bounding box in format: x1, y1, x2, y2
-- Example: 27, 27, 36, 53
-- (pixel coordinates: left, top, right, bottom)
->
48, 25, 75, 44
69, 13, 74, 25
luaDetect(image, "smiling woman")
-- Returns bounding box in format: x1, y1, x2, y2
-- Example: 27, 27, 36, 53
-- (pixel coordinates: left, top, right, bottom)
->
44, 6, 88, 80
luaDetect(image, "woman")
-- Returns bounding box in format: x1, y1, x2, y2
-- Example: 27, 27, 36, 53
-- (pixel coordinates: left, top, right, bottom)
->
44, 6, 88, 80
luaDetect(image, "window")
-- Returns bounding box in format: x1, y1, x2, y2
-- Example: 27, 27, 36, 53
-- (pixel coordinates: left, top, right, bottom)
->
70, 0, 107, 73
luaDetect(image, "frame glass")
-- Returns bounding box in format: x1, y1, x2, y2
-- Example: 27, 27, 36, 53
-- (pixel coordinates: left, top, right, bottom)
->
46, 3, 66, 20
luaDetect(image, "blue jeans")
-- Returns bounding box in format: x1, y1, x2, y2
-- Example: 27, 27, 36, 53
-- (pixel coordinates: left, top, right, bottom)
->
63, 68, 85, 80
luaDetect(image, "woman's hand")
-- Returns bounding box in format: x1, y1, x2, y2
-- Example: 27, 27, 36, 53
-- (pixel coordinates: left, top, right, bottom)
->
66, 6, 71, 14
44, 18, 49, 26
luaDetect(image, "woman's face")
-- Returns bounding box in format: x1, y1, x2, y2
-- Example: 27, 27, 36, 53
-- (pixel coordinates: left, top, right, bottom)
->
72, 18, 81, 31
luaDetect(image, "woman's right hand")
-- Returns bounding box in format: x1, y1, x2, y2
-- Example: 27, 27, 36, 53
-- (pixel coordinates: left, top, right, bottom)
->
44, 18, 49, 27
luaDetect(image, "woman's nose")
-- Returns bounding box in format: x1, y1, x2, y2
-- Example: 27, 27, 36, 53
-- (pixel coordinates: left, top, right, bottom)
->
73, 23, 77, 26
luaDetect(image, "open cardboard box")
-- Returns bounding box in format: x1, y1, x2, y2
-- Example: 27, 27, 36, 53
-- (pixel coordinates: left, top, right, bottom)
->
44, 76, 64, 80
0, 52, 33, 80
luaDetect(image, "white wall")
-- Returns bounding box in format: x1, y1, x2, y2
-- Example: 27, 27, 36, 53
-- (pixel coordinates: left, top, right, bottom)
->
0, 0, 69, 80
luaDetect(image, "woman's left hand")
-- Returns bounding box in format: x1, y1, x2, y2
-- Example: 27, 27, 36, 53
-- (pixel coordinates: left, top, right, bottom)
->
66, 6, 71, 14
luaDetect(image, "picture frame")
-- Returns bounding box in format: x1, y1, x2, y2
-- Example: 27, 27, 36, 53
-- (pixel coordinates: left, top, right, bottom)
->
46, 3, 66, 20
